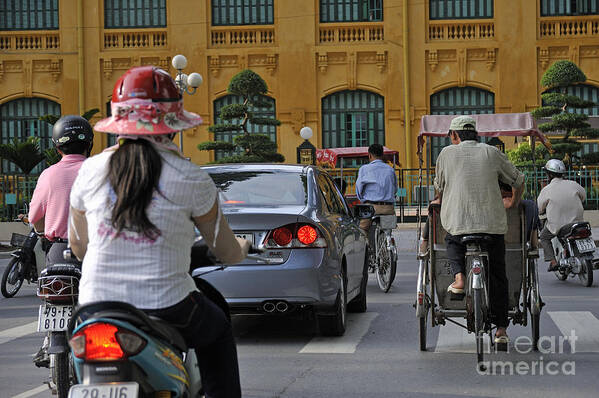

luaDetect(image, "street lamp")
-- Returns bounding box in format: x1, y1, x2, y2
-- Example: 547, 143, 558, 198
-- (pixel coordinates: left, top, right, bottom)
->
171, 54, 203, 152
297, 126, 316, 165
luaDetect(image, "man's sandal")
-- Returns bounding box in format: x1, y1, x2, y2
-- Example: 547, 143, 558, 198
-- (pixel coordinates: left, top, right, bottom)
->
494, 335, 509, 352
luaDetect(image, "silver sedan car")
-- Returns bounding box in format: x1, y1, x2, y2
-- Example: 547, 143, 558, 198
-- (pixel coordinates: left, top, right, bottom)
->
200, 164, 371, 336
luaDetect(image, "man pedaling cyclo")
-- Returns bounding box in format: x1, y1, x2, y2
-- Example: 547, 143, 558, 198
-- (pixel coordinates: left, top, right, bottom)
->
27, 115, 94, 367
355, 143, 398, 255
432, 115, 524, 348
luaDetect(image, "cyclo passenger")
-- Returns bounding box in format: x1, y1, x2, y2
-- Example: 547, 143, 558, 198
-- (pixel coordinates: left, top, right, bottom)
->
355, 143, 398, 250
27, 115, 94, 368
537, 159, 586, 272
68, 66, 250, 398
432, 115, 524, 347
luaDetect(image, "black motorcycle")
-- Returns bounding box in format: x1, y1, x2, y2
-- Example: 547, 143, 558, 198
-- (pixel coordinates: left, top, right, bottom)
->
1, 227, 42, 298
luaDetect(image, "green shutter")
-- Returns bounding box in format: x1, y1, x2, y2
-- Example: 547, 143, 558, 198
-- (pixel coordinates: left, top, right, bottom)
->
541, 0, 598, 16
429, 86, 495, 164
429, 0, 494, 19
104, 0, 166, 29
0, 98, 60, 174
320, 0, 383, 22
0, 0, 58, 30
211, 0, 274, 26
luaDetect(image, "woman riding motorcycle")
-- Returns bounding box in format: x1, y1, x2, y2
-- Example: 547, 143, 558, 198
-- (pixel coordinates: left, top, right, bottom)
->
68, 66, 250, 398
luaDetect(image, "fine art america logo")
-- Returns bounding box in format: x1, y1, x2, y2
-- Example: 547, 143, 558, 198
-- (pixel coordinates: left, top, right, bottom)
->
477, 331, 577, 376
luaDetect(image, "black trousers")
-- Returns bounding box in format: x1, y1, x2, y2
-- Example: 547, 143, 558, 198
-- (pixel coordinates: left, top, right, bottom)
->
445, 233, 509, 328
144, 291, 241, 398
45, 241, 82, 267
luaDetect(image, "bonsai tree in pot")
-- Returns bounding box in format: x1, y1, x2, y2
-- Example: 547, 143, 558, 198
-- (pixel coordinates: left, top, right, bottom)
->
198, 69, 284, 163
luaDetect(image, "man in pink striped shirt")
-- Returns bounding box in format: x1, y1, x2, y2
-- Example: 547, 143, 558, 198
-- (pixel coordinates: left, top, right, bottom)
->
28, 115, 93, 368
29, 115, 94, 265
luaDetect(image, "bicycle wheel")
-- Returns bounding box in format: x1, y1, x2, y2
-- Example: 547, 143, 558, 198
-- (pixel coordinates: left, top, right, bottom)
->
1, 258, 25, 298
375, 231, 395, 293
473, 288, 485, 368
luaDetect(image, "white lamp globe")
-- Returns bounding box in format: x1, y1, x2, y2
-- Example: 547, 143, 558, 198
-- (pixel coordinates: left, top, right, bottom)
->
171, 54, 188, 70
175, 73, 188, 87
187, 73, 203, 88
300, 126, 313, 140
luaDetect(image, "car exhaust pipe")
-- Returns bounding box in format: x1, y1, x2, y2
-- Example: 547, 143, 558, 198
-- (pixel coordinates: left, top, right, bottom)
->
262, 301, 276, 313
275, 301, 289, 313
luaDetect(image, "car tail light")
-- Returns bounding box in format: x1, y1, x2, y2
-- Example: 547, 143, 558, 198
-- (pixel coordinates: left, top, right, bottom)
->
263, 223, 327, 249
297, 225, 317, 245
69, 323, 146, 361
569, 228, 591, 239
273, 227, 293, 246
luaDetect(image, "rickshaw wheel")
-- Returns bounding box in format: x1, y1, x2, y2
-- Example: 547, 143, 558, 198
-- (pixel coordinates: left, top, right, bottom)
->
419, 313, 427, 351
531, 313, 540, 351
473, 289, 485, 365
554, 270, 567, 281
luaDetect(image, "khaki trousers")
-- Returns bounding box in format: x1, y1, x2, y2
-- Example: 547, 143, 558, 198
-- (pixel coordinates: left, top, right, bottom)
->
359, 204, 395, 231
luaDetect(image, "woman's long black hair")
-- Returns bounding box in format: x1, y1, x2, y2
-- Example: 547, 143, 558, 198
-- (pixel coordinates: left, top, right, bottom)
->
107, 138, 162, 240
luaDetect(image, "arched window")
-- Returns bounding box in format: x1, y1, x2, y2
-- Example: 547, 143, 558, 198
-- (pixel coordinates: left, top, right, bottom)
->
0, 0, 59, 30
320, 0, 383, 22
0, 98, 60, 174
429, 0, 493, 19
429, 86, 495, 164
322, 90, 384, 151
104, 0, 166, 29
543, 83, 599, 116
540, 0, 598, 16
212, 0, 274, 26
213, 94, 276, 160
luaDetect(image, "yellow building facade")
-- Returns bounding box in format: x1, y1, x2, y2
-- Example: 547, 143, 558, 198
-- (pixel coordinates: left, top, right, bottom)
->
1, 0, 599, 170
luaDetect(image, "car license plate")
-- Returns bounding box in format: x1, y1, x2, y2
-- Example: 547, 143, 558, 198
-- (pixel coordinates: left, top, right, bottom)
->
68, 383, 138, 398
576, 238, 596, 253
235, 232, 254, 244
37, 304, 73, 332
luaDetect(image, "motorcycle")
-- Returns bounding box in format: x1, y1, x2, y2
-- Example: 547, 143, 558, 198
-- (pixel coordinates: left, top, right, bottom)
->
545, 217, 597, 287
1, 221, 45, 298
36, 254, 81, 398
66, 245, 269, 398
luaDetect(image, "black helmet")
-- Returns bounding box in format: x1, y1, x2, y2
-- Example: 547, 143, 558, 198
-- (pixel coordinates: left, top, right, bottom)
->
52, 115, 94, 148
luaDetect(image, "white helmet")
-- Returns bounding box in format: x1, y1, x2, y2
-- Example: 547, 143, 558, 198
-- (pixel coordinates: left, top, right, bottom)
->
544, 159, 566, 174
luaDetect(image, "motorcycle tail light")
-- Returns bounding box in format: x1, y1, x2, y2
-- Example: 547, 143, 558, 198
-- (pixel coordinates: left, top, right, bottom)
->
70, 323, 145, 361
263, 223, 327, 249
570, 228, 591, 239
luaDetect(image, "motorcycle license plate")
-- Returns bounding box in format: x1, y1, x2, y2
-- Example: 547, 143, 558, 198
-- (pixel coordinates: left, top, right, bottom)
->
37, 304, 73, 332
235, 232, 254, 244
576, 238, 596, 253
68, 383, 138, 398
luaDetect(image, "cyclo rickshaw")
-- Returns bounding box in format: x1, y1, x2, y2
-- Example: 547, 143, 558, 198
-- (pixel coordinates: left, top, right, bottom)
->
316, 146, 400, 292
414, 113, 550, 368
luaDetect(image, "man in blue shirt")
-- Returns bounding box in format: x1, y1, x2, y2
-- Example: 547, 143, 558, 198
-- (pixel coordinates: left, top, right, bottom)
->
356, 144, 398, 232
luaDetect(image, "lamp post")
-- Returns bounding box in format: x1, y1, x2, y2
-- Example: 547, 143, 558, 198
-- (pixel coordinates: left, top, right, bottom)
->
297, 126, 316, 165
171, 54, 203, 153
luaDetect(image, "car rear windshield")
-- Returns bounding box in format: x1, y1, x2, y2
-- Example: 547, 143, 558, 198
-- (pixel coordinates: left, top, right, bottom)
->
208, 171, 307, 206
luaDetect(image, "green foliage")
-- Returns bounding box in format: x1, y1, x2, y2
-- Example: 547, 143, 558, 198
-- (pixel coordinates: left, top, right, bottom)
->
218, 104, 248, 120
540, 60, 587, 89
44, 147, 61, 167
0, 137, 46, 174
571, 127, 599, 138
81, 108, 100, 121
505, 142, 546, 166
531, 106, 561, 119
581, 152, 599, 165
208, 124, 244, 133
196, 141, 237, 151
550, 139, 582, 159
39, 108, 100, 126
200, 69, 283, 163
228, 69, 268, 98
541, 92, 594, 108
548, 113, 590, 132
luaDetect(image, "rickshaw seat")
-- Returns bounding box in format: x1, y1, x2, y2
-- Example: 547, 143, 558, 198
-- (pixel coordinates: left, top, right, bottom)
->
460, 234, 494, 246
557, 221, 590, 239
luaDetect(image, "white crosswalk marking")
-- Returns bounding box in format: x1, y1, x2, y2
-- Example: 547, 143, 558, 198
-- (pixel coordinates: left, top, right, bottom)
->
299, 312, 378, 354
433, 321, 476, 353
11, 385, 49, 398
548, 311, 599, 353
0, 321, 38, 345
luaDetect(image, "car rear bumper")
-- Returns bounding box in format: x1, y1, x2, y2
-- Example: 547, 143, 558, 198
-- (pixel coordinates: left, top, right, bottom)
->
200, 248, 340, 313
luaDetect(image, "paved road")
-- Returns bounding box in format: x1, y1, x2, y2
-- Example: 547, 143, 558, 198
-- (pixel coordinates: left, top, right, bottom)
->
1, 247, 599, 398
